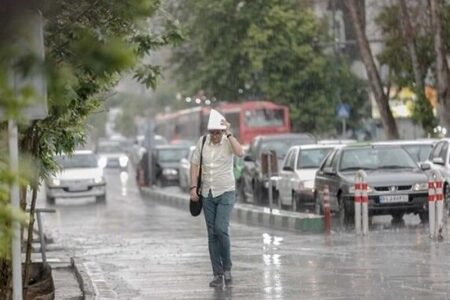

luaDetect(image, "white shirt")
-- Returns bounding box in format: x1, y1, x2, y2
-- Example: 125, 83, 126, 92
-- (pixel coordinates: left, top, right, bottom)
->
191, 134, 235, 197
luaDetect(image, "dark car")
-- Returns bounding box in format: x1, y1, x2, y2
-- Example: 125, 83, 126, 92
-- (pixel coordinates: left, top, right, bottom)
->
314, 144, 430, 225
153, 145, 191, 187
240, 133, 316, 204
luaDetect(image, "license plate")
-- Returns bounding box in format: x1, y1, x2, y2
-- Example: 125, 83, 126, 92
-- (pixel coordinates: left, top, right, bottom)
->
69, 185, 87, 192
379, 195, 409, 204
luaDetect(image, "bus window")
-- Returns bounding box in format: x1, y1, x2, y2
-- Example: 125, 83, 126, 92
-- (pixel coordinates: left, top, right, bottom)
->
244, 108, 284, 127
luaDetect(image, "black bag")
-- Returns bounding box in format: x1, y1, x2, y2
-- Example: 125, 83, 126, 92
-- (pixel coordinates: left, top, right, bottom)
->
190, 136, 207, 216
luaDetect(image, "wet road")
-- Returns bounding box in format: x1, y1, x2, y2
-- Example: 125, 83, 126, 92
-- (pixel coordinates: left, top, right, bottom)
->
41, 169, 450, 299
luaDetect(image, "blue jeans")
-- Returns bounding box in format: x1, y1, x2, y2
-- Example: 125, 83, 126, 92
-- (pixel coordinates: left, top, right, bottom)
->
203, 190, 235, 276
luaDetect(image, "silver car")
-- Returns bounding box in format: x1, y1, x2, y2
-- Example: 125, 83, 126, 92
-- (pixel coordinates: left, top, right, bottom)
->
46, 150, 107, 203
278, 144, 341, 211
314, 144, 429, 224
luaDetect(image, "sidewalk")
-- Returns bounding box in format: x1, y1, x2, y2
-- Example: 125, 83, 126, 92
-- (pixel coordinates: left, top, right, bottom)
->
140, 187, 325, 233
30, 240, 84, 299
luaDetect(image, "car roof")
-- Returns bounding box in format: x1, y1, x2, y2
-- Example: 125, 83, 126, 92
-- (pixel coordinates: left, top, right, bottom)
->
372, 139, 437, 146
318, 139, 357, 145
66, 150, 95, 155
298, 144, 345, 150
256, 133, 316, 141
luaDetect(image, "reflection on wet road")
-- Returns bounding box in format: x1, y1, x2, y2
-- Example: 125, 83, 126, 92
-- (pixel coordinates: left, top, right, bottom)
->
41, 169, 450, 299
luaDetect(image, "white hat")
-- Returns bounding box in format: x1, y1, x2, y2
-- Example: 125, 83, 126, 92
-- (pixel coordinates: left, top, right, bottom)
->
207, 109, 226, 130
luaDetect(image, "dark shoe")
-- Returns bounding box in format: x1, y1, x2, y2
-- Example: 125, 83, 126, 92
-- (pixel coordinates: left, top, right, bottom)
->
209, 275, 223, 287
224, 271, 232, 285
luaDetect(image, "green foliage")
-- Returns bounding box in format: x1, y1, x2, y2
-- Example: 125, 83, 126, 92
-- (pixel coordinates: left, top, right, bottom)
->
376, 4, 440, 133
0, 0, 180, 270
172, 0, 367, 134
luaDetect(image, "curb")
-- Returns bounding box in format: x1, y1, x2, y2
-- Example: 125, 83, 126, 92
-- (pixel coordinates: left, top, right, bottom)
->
141, 187, 324, 234
72, 257, 96, 300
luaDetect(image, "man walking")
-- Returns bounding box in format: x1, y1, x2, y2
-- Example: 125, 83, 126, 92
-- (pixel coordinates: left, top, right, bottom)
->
190, 109, 243, 287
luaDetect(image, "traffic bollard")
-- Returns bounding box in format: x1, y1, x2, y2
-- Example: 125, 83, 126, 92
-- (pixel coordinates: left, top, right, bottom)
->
435, 179, 444, 241
354, 181, 362, 234
428, 170, 445, 240
428, 179, 436, 238
361, 180, 369, 235
354, 170, 369, 235
323, 185, 331, 234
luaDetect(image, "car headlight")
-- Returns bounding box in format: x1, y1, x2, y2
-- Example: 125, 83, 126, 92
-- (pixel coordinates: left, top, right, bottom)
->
162, 168, 178, 176
119, 155, 129, 167
413, 182, 428, 191
94, 176, 104, 184
51, 178, 60, 186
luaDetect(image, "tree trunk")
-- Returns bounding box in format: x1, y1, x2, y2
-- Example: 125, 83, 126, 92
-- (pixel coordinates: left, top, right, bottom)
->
430, 0, 450, 135
398, 0, 436, 133
344, 0, 399, 139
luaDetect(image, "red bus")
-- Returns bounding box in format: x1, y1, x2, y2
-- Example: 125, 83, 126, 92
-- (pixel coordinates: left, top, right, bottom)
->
155, 101, 291, 145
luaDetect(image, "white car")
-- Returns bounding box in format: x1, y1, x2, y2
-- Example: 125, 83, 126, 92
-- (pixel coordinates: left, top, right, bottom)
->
179, 146, 196, 192
278, 144, 343, 211
427, 138, 450, 202
46, 150, 107, 203
96, 141, 129, 170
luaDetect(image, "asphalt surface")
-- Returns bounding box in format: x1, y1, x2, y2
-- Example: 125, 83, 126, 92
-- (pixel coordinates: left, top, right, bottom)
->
40, 168, 450, 299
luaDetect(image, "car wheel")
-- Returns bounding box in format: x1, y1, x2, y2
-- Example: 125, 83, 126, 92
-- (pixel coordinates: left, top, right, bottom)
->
96, 194, 106, 203
46, 196, 55, 205
291, 191, 297, 212
419, 211, 429, 224
314, 192, 322, 215
339, 195, 353, 227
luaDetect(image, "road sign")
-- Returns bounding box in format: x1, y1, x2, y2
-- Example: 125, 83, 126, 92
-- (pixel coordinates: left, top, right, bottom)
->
1, 11, 48, 121
337, 103, 350, 119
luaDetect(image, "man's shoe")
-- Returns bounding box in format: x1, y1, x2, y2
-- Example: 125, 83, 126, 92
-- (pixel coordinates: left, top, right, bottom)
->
209, 275, 223, 287
224, 271, 232, 285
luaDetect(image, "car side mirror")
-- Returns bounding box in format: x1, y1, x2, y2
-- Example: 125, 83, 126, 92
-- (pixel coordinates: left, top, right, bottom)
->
244, 155, 254, 162
282, 166, 293, 172
420, 162, 431, 171
432, 157, 445, 165
323, 167, 336, 175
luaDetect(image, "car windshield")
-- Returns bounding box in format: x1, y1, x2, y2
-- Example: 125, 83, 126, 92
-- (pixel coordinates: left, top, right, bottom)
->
259, 138, 314, 159
55, 154, 98, 169
297, 148, 333, 169
402, 144, 433, 162
157, 149, 189, 162
97, 143, 124, 153
339, 147, 418, 171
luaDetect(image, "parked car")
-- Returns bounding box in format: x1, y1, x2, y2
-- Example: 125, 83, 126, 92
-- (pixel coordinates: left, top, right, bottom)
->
278, 144, 343, 211
153, 145, 191, 187
96, 140, 129, 170
46, 150, 107, 204
178, 146, 196, 192
427, 138, 450, 205
314, 144, 430, 225
373, 139, 437, 163
240, 133, 316, 204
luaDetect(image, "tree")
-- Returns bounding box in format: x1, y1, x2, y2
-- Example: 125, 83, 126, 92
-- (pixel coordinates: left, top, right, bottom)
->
172, 0, 367, 135
0, 0, 181, 297
344, 0, 399, 139
376, 1, 437, 134
430, 0, 450, 135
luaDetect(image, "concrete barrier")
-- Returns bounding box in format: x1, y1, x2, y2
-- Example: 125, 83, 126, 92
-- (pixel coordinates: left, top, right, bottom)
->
141, 187, 324, 234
